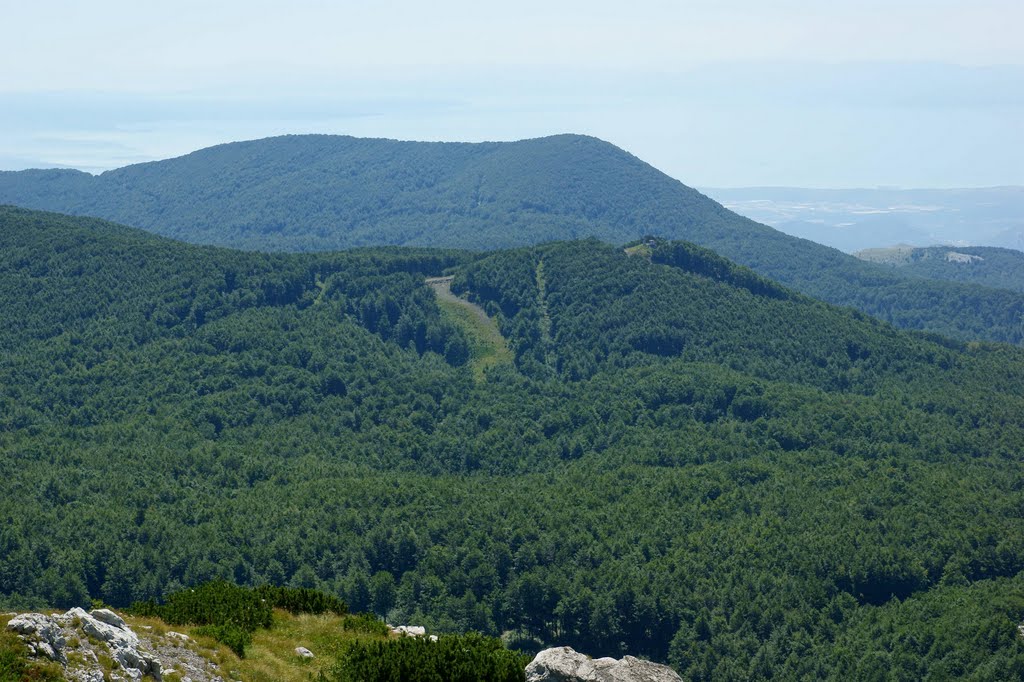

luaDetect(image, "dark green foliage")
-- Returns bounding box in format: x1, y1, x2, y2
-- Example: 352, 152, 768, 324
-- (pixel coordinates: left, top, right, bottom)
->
650, 240, 794, 301
340, 614, 392, 637
131, 580, 272, 634
193, 624, 252, 658
326, 633, 527, 682
2, 134, 1024, 344
255, 585, 348, 616
130, 581, 348, 656
3, 208, 1024, 678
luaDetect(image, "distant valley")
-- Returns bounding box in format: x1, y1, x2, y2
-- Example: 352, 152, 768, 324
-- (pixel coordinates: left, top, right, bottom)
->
705, 186, 1024, 253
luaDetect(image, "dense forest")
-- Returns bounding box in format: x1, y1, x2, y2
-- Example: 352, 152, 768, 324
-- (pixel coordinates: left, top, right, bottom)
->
2, 207, 1024, 679
1, 135, 1024, 346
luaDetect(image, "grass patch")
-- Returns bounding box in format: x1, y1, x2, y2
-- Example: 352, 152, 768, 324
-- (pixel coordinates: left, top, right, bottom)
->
227, 610, 378, 682
431, 280, 513, 381
624, 243, 653, 259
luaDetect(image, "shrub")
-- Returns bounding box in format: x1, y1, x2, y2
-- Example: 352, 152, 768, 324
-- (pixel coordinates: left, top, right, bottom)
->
254, 585, 347, 616
339, 613, 390, 637
129, 580, 349, 658
132, 579, 272, 633
327, 632, 528, 682
194, 624, 252, 658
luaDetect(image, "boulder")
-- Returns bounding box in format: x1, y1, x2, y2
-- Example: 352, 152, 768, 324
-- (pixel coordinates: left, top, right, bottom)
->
526, 646, 682, 682
6, 613, 67, 664
90, 608, 128, 630
391, 625, 427, 637
83, 615, 139, 650
295, 646, 314, 659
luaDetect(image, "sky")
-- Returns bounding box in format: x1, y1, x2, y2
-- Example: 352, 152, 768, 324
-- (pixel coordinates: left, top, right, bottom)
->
1, 0, 1022, 187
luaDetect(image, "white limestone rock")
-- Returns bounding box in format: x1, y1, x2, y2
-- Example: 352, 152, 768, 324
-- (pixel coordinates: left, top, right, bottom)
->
295, 646, 315, 658
526, 646, 683, 682
6, 612, 67, 663
90, 608, 128, 630
391, 624, 427, 637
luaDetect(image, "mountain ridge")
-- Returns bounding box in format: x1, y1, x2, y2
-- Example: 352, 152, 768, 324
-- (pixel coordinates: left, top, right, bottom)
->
2, 134, 1023, 347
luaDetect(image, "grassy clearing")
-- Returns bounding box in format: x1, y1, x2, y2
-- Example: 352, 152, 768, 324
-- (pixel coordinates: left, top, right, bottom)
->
624, 243, 653, 259
430, 280, 513, 382
229, 611, 354, 682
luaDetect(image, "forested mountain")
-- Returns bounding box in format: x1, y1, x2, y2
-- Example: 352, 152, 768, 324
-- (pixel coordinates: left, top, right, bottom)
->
856, 245, 1024, 294
2, 135, 1024, 345
3, 207, 1024, 680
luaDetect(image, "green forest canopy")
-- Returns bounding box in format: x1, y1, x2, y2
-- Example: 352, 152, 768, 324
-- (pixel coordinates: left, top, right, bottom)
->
1, 207, 1024, 680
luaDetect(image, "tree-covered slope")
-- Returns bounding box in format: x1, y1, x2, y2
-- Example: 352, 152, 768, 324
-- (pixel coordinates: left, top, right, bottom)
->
3, 135, 1024, 345
3, 208, 1024, 680
857, 244, 1024, 293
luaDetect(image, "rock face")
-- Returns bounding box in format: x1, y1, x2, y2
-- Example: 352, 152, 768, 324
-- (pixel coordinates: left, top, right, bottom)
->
526, 646, 683, 682
6, 607, 224, 681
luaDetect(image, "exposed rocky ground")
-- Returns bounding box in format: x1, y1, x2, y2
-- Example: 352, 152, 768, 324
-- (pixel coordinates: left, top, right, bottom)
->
5, 608, 224, 681
8, 607, 685, 681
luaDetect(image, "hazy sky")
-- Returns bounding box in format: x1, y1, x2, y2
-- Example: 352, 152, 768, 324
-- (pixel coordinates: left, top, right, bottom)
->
2, 0, 1022, 187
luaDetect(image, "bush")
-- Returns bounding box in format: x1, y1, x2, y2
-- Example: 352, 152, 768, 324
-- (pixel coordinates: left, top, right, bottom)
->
255, 585, 347, 616
129, 580, 349, 658
327, 632, 528, 682
194, 624, 252, 658
131, 580, 272, 633
339, 613, 390, 637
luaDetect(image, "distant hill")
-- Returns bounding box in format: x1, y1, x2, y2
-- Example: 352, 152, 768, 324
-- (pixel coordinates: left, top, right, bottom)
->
4, 207, 1024, 678
856, 245, 1024, 294
2, 134, 1024, 345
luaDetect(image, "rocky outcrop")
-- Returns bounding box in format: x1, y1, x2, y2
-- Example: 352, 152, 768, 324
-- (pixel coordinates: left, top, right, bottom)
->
526, 646, 682, 682
6, 607, 224, 681
56, 607, 159, 680
390, 624, 427, 637
7, 613, 68, 664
